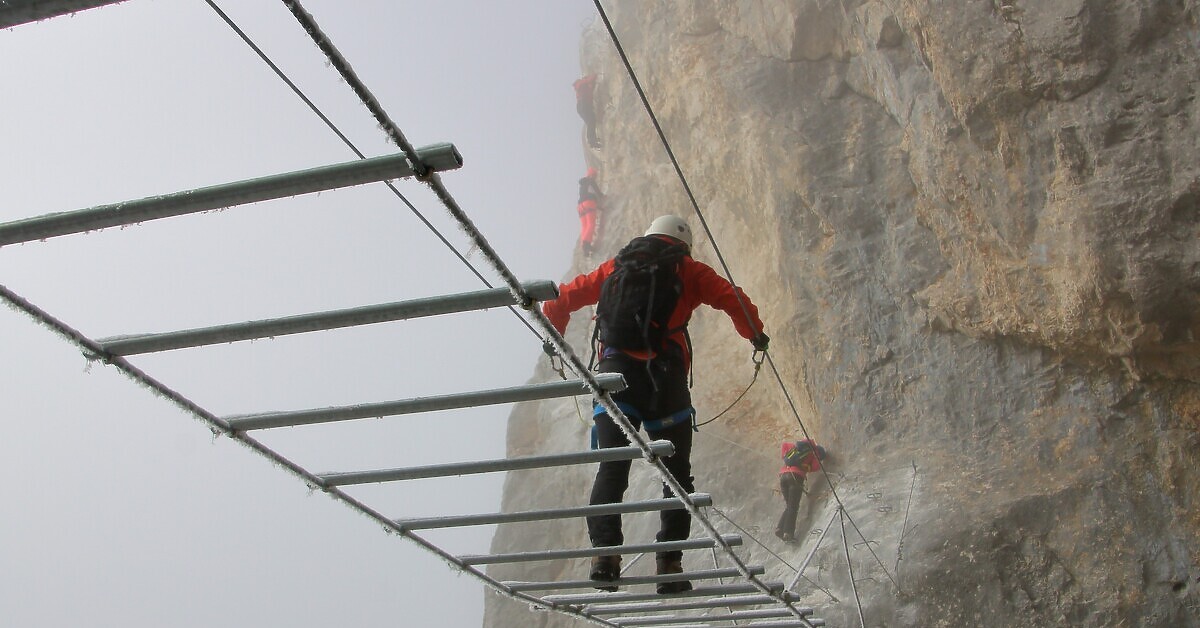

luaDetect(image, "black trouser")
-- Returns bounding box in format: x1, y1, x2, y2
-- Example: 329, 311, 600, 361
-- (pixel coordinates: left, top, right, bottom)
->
589, 352, 694, 562
775, 472, 806, 537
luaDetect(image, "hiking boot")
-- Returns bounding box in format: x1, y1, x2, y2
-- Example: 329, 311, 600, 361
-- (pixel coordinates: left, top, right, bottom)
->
589, 555, 621, 592
774, 529, 795, 543
655, 557, 693, 595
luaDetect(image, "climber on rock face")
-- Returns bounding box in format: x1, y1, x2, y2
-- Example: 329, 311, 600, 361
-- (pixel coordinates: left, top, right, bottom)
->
542, 215, 769, 594
577, 167, 603, 257
574, 73, 601, 149
774, 438, 827, 544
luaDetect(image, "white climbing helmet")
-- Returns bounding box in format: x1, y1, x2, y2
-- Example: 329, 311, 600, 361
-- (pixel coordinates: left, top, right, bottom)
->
644, 215, 693, 248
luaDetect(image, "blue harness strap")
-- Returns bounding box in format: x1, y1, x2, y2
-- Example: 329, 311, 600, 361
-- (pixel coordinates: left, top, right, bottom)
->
590, 403, 695, 449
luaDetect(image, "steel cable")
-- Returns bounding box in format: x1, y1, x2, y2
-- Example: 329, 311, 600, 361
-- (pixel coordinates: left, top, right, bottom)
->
592, 0, 901, 595
204, 0, 545, 342
278, 0, 810, 623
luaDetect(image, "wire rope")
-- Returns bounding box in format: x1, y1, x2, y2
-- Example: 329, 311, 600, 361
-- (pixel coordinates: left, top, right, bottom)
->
278, 0, 814, 624
0, 283, 615, 626
591, 0, 902, 594
839, 508, 868, 628
204, 0, 545, 342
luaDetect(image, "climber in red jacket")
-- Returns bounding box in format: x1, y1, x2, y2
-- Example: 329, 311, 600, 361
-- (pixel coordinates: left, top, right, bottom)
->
774, 439, 827, 543
577, 167, 603, 256
542, 215, 769, 594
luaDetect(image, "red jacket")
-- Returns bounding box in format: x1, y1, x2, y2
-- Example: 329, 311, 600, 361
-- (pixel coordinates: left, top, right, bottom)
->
542, 242, 764, 366
780, 441, 823, 477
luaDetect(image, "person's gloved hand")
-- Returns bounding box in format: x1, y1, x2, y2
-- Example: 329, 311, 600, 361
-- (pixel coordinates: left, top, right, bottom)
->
542, 340, 559, 357
751, 332, 770, 352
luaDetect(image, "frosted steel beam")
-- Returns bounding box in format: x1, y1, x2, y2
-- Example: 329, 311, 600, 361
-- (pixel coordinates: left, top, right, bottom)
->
458, 534, 740, 566
395, 493, 712, 531
505, 566, 764, 593
323, 440, 675, 487
542, 582, 785, 606
584, 594, 805, 615
97, 281, 558, 356
742, 622, 823, 628
225, 373, 625, 431
0, 144, 462, 246
609, 619, 816, 628
0, 0, 126, 28
724, 609, 812, 621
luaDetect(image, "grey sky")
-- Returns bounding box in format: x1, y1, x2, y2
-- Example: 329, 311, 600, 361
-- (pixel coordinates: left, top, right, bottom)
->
1, 1, 594, 625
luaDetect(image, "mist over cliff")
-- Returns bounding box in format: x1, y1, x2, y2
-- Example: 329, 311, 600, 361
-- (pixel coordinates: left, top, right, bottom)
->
486, 2, 1200, 626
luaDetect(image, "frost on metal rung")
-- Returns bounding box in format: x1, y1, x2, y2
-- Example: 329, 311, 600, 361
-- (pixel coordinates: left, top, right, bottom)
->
97, 281, 559, 356
321, 440, 674, 487
583, 593, 804, 615
610, 614, 813, 627
541, 582, 785, 606
458, 534, 740, 566
224, 373, 625, 431
505, 565, 764, 593
0, 144, 463, 246
395, 494, 713, 531
0, 0, 128, 29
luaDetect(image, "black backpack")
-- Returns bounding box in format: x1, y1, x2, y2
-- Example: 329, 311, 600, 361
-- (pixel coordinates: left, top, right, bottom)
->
784, 441, 814, 467
595, 236, 689, 352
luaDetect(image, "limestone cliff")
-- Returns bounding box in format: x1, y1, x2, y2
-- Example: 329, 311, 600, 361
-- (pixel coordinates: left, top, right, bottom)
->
485, 1, 1200, 626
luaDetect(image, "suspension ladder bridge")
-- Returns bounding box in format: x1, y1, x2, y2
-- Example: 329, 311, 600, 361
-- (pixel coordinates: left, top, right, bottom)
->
0, 2, 841, 626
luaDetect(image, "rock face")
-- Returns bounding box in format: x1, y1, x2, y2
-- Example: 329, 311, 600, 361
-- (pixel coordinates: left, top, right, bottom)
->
485, 1, 1200, 626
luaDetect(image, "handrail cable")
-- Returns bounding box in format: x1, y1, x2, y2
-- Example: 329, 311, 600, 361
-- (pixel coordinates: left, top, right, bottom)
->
279, 0, 814, 624
203, 0, 545, 342
591, 0, 900, 595
0, 283, 612, 625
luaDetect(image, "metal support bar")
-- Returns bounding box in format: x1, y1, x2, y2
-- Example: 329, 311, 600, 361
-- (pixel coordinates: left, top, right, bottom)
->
787, 508, 840, 592
225, 373, 625, 431
505, 566, 764, 593
395, 494, 712, 531
612, 611, 806, 627
584, 594, 804, 616
0, 0, 128, 29
458, 534, 740, 566
541, 582, 785, 606
323, 440, 673, 488
0, 144, 463, 246
97, 281, 558, 356
634, 624, 819, 628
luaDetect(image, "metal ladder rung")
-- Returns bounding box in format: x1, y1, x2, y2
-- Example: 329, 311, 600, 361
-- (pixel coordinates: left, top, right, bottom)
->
395, 494, 712, 531
742, 622, 825, 628
505, 566, 764, 593
614, 620, 816, 628
609, 614, 816, 628
541, 582, 785, 606
631, 624, 821, 628
224, 373, 625, 431
584, 593, 803, 615
323, 440, 674, 487
458, 533, 741, 566
0, 144, 463, 246
722, 609, 814, 621
97, 282, 559, 356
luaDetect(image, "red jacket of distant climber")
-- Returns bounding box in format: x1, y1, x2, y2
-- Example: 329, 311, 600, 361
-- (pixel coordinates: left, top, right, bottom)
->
780, 440, 824, 477
542, 237, 765, 367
